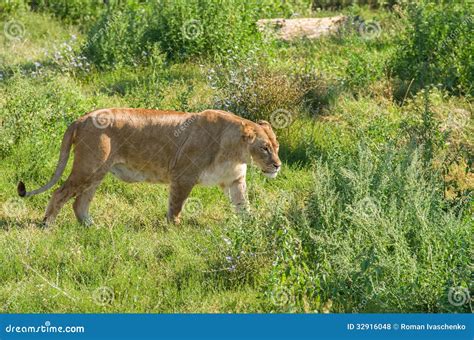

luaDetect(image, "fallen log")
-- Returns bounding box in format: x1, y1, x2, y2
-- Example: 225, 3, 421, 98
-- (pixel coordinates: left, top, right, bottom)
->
257, 16, 348, 41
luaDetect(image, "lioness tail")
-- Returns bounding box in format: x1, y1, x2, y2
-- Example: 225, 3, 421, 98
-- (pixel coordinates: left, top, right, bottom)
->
18, 122, 77, 198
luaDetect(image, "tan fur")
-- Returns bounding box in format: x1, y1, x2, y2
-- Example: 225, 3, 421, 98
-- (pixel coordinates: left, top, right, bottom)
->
18, 109, 281, 225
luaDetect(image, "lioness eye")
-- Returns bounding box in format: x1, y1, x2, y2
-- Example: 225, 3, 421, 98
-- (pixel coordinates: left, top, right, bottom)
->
262, 146, 270, 153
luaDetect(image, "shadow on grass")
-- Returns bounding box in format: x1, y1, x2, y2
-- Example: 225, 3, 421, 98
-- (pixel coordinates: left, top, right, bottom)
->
0, 217, 45, 231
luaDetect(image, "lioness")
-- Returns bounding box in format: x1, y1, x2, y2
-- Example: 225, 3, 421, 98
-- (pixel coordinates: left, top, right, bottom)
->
17, 109, 281, 225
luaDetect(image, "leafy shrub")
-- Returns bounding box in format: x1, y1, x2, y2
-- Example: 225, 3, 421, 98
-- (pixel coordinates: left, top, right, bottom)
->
83, 7, 154, 69
0, 0, 27, 16
312, 0, 401, 10
0, 74, 97, 163
264, 143, 472, 312
82, 0, 300, 68
27, 0, 128, 27
344, 51, 386, 92
208, 55, 335, 123
146, 0, 264, 60
391, 1, 474, 97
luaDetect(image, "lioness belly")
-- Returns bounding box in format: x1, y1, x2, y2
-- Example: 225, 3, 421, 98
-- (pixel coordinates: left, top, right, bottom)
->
198, 162, 246, 186
109, 163, 167, 183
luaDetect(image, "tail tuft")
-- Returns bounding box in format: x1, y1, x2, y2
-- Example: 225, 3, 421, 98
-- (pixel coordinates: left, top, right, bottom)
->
17, 181, 26, 197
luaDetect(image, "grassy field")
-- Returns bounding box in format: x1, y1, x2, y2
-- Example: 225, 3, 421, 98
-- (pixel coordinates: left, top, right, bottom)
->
0, 1, 472, 313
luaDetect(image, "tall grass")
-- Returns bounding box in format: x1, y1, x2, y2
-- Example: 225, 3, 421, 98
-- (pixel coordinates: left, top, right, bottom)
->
263, 144, 471, 312
0, 2, 472, 313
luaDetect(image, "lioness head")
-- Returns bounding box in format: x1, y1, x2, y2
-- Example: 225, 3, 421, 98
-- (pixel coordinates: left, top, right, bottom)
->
242, 120, 282, 178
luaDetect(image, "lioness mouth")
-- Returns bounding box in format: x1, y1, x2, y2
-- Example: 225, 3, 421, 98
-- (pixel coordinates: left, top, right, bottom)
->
263, 170, 278, 179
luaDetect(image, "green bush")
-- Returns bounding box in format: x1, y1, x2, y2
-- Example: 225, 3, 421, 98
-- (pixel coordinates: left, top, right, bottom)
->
83, 7, 154, 69
146, 0, 267, 60
0, 0, 27, 15
28, 0, 124, 27
344, 51, 386, 92
82, 0, 300, 68
312, 0, 401, 10
264, 144, 472, 312
0, 74, 90, 159
391, 1, 474, 97
208, 54, 336, 124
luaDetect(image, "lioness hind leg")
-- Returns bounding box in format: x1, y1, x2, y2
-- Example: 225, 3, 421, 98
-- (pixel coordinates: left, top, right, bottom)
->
167, 180, 195, 224
44, 132, 112, 226
73, 181, 102, 226
43, 178, 78, 226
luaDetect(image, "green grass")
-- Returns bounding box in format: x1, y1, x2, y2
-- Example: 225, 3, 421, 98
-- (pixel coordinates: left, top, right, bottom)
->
0, 6, 472, 313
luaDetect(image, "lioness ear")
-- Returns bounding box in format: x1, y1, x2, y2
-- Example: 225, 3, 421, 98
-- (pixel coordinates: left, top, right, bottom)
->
241, 122, 256, 144
258, 120, 273, 130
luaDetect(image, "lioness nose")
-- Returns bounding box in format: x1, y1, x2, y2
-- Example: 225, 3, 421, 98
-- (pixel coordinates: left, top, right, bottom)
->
273, 162, 281, 170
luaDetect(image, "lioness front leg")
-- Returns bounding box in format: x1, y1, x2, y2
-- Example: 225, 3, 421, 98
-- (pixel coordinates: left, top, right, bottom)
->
228, 177, 248, 212
167, 180, 195, 224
